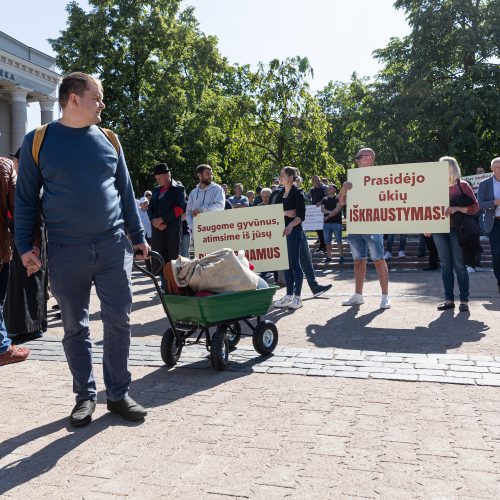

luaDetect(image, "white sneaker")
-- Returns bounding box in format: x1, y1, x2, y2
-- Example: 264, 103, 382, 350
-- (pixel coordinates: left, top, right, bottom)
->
384, 251, 392, 260
342, 293, 364, 306
466, 266, 475, 273
274, 295, 293, 308
398, 250, 406, 258
380, 294, 391, 309
288, 296, 303, 310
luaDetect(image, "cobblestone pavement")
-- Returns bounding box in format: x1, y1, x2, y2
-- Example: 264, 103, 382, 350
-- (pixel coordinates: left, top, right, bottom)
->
24, 335, 500, 387
1, 361, 500, 499
42, 268, 500, 357
2, 268, 499, 497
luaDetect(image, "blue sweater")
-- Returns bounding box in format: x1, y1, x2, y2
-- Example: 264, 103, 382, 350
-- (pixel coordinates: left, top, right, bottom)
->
14, 121, 145, 255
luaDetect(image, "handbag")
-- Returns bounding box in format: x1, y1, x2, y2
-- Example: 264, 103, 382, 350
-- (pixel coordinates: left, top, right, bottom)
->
450, 180, 482, 265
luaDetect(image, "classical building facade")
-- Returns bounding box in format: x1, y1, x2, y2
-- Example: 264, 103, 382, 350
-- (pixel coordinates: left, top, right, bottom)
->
0, 31, 60, 156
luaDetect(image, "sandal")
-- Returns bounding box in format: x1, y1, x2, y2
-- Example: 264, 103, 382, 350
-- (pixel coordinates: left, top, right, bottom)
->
437, 301, 455, 310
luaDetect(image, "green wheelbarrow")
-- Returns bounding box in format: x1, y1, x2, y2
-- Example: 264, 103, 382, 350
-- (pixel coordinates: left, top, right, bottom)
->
133, 252, 279, 371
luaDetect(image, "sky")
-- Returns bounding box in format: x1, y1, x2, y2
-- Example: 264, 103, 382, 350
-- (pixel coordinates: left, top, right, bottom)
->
1, 0, 410, 129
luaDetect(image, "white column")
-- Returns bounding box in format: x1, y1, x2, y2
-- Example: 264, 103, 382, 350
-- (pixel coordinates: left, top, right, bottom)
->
39, 98, 56, 125
10, 89, 28, 152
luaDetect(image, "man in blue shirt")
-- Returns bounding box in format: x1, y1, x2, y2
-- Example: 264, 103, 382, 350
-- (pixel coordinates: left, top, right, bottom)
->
228, 183, 249, 208
15, 72, 149, 427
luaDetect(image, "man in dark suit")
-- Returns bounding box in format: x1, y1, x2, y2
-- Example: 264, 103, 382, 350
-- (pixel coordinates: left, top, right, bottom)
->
148, 163, 186, 289
477, 157, 500, 293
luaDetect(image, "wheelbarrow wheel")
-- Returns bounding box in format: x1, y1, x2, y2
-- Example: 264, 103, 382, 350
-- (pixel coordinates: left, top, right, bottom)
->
210, 326, 229, 371
253, 320, 278, 355
161, 328, 183, 366
227, 321, 242, 350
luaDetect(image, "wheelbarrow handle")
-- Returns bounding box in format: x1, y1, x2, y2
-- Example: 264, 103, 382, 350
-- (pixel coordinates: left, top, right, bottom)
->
132, 251, 181, 337
132, 250, 165, 293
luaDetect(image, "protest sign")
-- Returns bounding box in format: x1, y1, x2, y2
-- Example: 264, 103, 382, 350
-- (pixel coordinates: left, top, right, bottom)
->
302, 205, 324, 231
462, 173, 491, 193
193, 204, 289, 272
346, 162, 450, 234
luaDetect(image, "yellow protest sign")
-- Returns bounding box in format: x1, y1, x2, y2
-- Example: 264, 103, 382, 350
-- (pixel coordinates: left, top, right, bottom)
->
346, 162, 450, 234
193, 204, 289, 272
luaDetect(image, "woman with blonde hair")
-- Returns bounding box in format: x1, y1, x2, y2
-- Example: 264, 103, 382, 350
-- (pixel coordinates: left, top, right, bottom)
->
426, 156, 479, 312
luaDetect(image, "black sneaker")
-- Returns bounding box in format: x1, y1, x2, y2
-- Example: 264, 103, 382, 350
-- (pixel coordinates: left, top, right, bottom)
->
70, 399, 96, 427
312, 284, 332, 297
107, 395, 147, 421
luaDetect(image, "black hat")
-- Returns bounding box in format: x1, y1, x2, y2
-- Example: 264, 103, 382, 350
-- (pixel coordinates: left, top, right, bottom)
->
153, 163, 171, 175
9, 148, 21, 159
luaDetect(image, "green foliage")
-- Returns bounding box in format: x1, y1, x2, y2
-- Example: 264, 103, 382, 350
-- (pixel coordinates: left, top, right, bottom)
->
51, 0, 498, 195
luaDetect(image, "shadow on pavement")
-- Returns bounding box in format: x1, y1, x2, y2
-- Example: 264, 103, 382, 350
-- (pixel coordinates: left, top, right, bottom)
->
0, 414, 141, 495
306, 306, 488, 353
0, 368, 250, 494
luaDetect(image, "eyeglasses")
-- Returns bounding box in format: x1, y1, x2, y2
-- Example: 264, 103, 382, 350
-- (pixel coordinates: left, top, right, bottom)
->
355, 155, 369, 160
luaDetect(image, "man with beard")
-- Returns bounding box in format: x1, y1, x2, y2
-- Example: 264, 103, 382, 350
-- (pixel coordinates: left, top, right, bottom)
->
186, 164, 225, 234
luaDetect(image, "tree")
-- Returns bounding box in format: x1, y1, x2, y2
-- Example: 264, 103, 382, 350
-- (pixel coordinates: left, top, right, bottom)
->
50, 0, 228, 191
372, 0, 500, 171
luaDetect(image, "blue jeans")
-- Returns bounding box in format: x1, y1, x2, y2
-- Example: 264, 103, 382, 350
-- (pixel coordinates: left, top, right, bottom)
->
48, 232, 134, 402
0, 262, 12, 354
299, 233, 317, 291
323, 223, 342, 245
386, 234, 407, 253
285, 229, 304, 296
347, 234, 384, 261
433, 229, 469, 302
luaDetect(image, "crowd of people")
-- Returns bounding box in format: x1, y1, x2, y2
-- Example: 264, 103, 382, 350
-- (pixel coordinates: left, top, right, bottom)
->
1, 71, 499, 429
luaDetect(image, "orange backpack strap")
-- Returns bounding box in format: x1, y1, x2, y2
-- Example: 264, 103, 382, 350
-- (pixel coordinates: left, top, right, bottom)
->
32, 124, 49, 167
99, 127, 120, 155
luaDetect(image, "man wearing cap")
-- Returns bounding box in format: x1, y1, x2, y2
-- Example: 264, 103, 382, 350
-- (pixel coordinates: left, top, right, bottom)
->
148, 163, 186, 284
15, 71, 149, 426
338, 148, 390, 309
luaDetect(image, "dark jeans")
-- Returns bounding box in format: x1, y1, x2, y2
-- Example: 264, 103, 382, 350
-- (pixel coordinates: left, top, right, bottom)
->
386, 234, 406, 253
0, 262, 11, 354
433, 229, 469, 302
316, 230, 325, 250
285, 229, 304, 296
48, 232, 134, 402
488, 218, 500, 288
425, 235, 439, 267
300, 233, 317, 291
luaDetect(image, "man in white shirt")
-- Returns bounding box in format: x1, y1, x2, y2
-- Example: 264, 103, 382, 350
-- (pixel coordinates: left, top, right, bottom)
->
186, 164, 225, 235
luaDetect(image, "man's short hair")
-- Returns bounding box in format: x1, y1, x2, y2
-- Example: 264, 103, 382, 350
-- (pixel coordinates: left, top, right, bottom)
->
196, 164, 212, 175
58, 72, 101, 109
144, 190, 152, 197
491, 157, 500, 167
234, 183, 243, 190
260, 188, 272, 196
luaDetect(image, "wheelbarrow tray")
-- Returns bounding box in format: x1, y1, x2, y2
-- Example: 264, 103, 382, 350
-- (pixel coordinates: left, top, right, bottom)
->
162, 286, 278, 327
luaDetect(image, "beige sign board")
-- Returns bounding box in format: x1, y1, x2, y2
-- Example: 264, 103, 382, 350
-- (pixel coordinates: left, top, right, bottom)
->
346, 162, 450, 234
193, 204, 289, 272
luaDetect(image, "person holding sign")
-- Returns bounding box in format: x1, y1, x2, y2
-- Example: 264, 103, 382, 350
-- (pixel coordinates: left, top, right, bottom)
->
426, 157, 479, 312
338, 148, 391, 309
272, 167, 306, 310
477, 157, 500, 294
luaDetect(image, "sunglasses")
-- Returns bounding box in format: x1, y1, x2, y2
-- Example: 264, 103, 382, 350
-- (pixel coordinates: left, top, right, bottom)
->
355, 154, 369, 160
